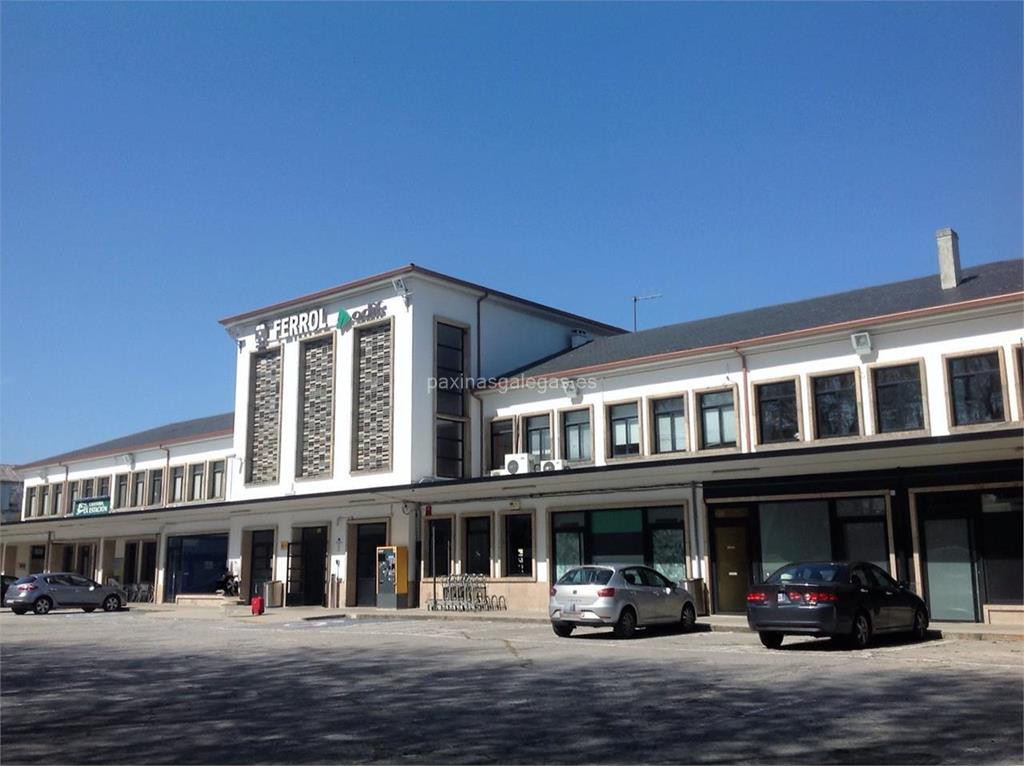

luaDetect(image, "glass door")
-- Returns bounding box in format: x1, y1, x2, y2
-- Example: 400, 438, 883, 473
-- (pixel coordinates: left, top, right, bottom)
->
922, 517, 978, 622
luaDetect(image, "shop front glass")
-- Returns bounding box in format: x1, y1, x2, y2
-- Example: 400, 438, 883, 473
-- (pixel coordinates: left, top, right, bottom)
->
552, 506, 685, 582
164, 534, 229, 602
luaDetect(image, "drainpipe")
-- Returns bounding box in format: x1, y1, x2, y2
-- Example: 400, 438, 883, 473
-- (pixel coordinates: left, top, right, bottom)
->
471, 290, 491, 476
733, 348, 750, 452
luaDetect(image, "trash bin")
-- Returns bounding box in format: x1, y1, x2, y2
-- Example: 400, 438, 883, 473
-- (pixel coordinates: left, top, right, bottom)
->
681, 577, 707, 616
262, 580, 284, 608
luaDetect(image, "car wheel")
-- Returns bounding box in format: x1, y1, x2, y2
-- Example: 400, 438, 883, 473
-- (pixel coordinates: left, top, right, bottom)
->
849, 612, 872, 650
551, 621, 574, 638
911, 608, 928, 642
759, 631, 783, 649
102, 595, 121, 612
11, 608, 26, 615
33, 597, 53, 615
613, 607, 637, 639
680, 603, 696, 633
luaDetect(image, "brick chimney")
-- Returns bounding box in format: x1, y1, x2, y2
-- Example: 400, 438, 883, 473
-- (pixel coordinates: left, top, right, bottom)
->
936, 228, 962, 290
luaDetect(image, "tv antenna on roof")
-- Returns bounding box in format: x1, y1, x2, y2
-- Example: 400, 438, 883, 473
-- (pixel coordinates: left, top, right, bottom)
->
632, 293, 662, 332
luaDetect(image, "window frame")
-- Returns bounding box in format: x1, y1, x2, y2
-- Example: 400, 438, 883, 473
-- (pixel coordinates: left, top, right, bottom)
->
867, 358, 930, 436
113, 473, 129, 510
942, 347, 1010, 430
168, 466, 186, 504
809, 368, 864, 441
605, 398, 643, 461
26, 487, 38, 518
130, 471, 147, 509
295, 331, 338, 480
421, 514, 456, 579
500, 510, 536, 579
751, 377, 802, 447
187, 463, 206, 503
560, 406, 595, 464
66, 480, 80, 515
433, 318, 470, 479
1014, 344, 1024, 421
207, 460, 226, 501
696, 384, 741, 451
50, 482, 63, 517
463, 513, 494, 577
648, 393, 689, 455
486, 417, 516, 472
519, 410, 554, 462
147, 468, 165, 507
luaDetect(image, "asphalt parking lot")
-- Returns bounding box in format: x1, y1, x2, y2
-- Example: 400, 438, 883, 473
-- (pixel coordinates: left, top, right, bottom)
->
1, 609, 1022, 765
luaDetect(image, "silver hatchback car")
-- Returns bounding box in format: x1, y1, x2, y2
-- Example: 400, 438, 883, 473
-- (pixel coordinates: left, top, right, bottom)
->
5, 573, 126, 615
550, 564, 698, 638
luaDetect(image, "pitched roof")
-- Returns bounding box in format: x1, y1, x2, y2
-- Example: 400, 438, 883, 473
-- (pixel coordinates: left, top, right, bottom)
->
218, 263, 626, 334
17, 413, 234, 470
505, 259, 1023, 379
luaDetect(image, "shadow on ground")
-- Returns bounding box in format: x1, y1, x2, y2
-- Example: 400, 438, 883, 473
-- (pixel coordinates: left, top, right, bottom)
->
1, 615, 1020, 765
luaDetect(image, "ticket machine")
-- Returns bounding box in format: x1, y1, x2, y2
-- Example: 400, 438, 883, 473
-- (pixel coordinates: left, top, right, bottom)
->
376, 545, 409, 609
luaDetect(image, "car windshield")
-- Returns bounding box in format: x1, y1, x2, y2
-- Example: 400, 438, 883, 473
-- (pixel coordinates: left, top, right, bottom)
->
557, 567, 613, 586
767, 563, 847, 585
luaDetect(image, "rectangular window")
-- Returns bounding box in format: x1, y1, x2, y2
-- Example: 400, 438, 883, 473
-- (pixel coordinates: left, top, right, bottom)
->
170, 467, 185, 503
114, 474, 129, 509
188, 464, 205, 502
207, 460, 225, 500
51, 484, 62, 517
353, 323, 393, 472
131, 472, 146, 507
652, 397, 687, 453
97, 476, 110, 498
81, 479, 94, 499
27, 487, 38, 517
873, 364, 925, 433
504, 514, 533, 577
562, 409, 592, 461
40, 486, 49, 518
700, 390, 737, 448
67, 481, 79, 514
948, 352, 1005, 426
813, 372, 860, 438
465, 516, 491, 576
524, 415, 552, 460
489, 419, 515, 470
148, 469, 163, 506
608, 403, 641, 457
426, 518, 452, 577
297, 335, 336, 478
246, 348, 282, 484
435, 323, 467, 478
755, 381, 799, 444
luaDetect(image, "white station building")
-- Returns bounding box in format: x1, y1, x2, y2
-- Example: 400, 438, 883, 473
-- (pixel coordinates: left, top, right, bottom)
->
3, 230, 1022, 624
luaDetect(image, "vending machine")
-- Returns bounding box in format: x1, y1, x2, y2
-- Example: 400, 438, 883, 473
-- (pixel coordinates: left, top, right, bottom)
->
376, 545, 409, 609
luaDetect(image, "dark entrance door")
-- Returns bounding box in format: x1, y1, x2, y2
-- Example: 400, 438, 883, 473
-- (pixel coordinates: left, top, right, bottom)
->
714, 524, 751, 613
30, 545, 46, 574
248, 530, 275, 602
356, 523, 387, 607
286, 526, 327, 607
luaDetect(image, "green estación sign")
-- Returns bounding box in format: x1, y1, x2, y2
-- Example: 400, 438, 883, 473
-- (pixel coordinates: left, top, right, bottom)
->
72, 497, 111, 516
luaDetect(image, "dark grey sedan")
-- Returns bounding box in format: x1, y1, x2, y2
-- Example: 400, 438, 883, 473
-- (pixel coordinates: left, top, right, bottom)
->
746, 561, 928, 649
5, 573, 125, 615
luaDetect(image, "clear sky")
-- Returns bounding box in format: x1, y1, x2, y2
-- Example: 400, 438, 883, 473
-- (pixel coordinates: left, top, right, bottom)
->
1, 2, 1020, 465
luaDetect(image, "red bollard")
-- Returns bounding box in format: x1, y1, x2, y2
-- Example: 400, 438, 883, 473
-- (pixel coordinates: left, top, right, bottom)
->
251, 594, 264, 615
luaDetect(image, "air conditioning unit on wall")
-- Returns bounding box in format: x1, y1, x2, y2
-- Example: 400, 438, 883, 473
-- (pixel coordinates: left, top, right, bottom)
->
504, 453, 537, 475
540, 459, 568, 472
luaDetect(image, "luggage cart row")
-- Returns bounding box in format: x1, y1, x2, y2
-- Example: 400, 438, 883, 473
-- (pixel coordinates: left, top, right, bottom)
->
427, 574, 507, 611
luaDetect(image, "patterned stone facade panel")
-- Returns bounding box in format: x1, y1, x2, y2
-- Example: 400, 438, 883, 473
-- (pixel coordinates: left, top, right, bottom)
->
354, 324, 392, 471
298, 336, 335, 478
247, 348, 282, 484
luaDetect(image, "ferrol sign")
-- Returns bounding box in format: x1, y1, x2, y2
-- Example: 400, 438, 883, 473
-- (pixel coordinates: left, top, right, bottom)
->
73, 497, 111, 517
255, 302, 388, 349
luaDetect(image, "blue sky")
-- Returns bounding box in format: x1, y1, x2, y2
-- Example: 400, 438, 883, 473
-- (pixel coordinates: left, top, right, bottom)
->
2, 2, 1020, 464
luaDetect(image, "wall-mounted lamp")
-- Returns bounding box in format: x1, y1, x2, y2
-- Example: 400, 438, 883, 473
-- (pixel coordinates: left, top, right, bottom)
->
391, 277, 412, 306
850, 331, 873, 358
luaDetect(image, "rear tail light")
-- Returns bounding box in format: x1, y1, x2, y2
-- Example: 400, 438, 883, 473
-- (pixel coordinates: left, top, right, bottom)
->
17, 584, 37, 592
807, 591, 838, 604
549, 587, 557, 597
746, 591, 768, 602
596, 587, 616, 598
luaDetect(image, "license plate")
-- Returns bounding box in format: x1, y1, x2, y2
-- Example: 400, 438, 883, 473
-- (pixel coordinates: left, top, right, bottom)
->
777, 592, 788, 604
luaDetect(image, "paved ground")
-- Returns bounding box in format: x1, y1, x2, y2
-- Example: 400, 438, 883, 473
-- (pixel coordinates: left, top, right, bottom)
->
1, 609, 1022, 765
